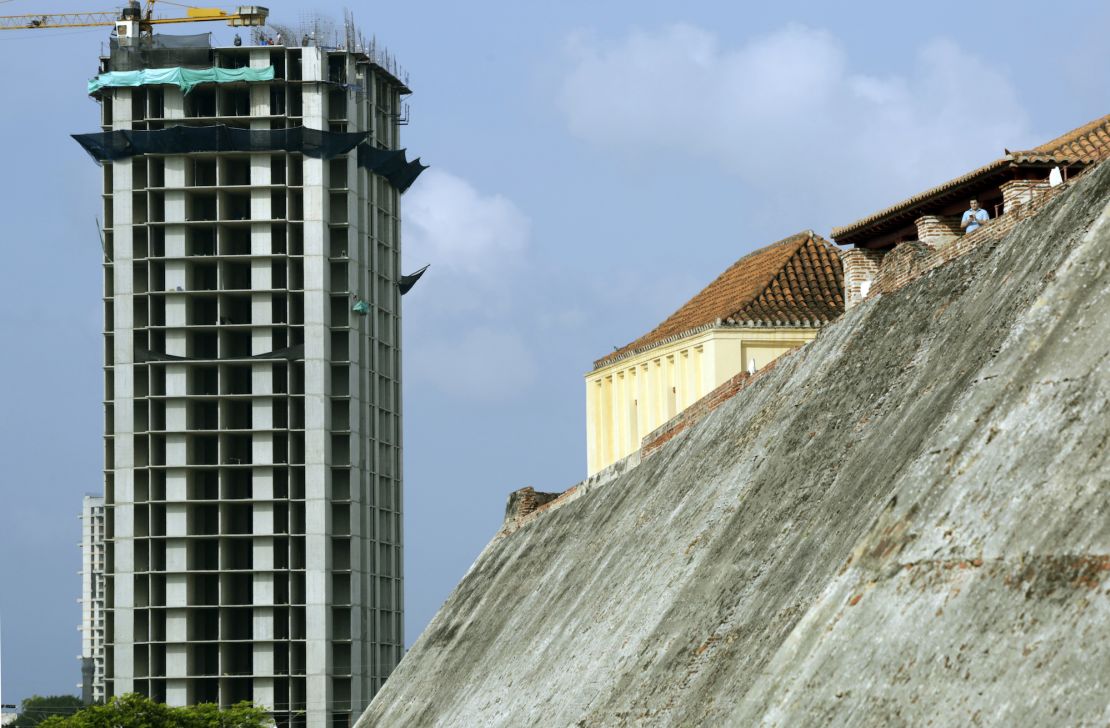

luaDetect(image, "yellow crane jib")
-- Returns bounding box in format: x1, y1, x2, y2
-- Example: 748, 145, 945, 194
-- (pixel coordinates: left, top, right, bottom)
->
0, 11, 116, 29
0, 3, 267, 31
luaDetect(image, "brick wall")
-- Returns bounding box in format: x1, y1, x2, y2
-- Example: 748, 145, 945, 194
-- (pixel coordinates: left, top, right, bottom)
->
871, 241, 935, 295
496, 452, 642, 539
503, 487, 562, 525
872, 172, 1078, 297
914, 214, 962, 246
640, 348, 798, 459
843, 248, 886, 310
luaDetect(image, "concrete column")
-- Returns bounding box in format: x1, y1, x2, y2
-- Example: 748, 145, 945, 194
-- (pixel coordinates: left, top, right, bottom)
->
301, 47, 324, 82
253, 498, 274, 539
675, 350, 686, 410
164, 193, 186, 228
165, 539, 186, 571
111, 137, 136, 694
163, 89, 184, 120
693, 345, 705, 401
165, 505, 187, 537
165, 401, 187, 432
585, 377, 599, 475
670, 353, 681, 412
165, 435, 187, 468
600, 376, 613, 469
164, 157, 186, 187
250, 49, 271, 124
166, 362, 187, 393
664, 355, 676, 421
627, 368, 639, 449
301, 72, 334, 726
652, 359, 665, 429
165, 679, 187, 707
165, 576, 187, 610
618, 370, 631, 453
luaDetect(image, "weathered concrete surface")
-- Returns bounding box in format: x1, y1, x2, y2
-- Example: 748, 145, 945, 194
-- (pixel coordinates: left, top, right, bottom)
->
359, 163, 1110, 728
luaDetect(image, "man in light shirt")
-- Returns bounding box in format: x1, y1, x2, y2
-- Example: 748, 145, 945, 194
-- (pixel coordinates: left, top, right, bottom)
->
961, 198, 989, 233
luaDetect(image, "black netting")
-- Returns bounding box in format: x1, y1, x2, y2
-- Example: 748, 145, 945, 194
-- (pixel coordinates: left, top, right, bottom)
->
135, 348, 189, 363
73, 125, 368, 161
399, 264, 429, 295
136, 343, 304, 363
358, 145, 428, 192
74, 125, 428, 192
389, 158, 429, 193
109, 33, 213, 72
252, 343, 305, 361
358, 146, 407, 176
73, 131, 135, 161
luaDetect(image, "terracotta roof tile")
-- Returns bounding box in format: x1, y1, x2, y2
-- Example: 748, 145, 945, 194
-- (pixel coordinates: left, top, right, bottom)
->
594, 231, 843, 369
831, 113, 1110, 242
1027, 113, 1110, 160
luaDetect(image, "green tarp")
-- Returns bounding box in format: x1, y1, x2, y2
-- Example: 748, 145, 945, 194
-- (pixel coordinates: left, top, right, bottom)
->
88, 66, 275, 95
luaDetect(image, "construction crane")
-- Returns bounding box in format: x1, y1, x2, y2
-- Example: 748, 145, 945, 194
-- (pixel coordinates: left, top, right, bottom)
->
0, 0, 267, 34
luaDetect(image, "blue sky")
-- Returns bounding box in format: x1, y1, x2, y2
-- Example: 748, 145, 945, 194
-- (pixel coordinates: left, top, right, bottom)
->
0, 0, 1106, 703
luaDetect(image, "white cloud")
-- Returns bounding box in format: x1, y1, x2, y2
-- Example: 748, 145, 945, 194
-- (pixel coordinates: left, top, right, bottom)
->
558, 24, 1033, 222
400, 169, 542, 402
403, 168, 531, 277
410, 325, 538, 402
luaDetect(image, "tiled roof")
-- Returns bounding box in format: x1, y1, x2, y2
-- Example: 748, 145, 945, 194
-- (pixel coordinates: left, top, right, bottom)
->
1026, 113, 1110, 160
831, 113, 1110, 242
594, 231, 843, 369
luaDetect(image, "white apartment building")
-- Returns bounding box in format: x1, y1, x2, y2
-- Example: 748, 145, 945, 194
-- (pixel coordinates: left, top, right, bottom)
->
80, 495, 108, 704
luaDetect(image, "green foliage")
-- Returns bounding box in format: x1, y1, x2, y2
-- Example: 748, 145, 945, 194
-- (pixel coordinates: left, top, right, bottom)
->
34, 694, 272, 728
11, 695, 83, 727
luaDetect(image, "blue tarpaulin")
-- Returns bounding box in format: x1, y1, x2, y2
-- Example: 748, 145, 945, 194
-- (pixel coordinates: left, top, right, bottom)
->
88, 66, 275, 94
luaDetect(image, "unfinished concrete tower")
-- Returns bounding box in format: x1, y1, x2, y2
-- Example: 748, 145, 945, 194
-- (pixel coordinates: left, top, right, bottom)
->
79, 494, 108, 704
83, 32, 419, 727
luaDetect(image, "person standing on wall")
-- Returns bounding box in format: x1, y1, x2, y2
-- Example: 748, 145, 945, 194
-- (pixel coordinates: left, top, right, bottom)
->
961, 198, 989, 233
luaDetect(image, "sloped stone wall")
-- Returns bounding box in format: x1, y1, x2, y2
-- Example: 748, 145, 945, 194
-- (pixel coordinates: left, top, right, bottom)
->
357, 161, 1110, 728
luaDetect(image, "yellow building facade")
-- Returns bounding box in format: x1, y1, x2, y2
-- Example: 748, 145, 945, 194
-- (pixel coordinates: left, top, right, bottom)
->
585, 231, 844, 475
585, 326, 818, 474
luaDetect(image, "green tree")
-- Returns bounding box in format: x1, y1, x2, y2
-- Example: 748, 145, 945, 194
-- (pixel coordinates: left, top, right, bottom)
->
35, 694, 272, 728
11, 695, 83, 727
